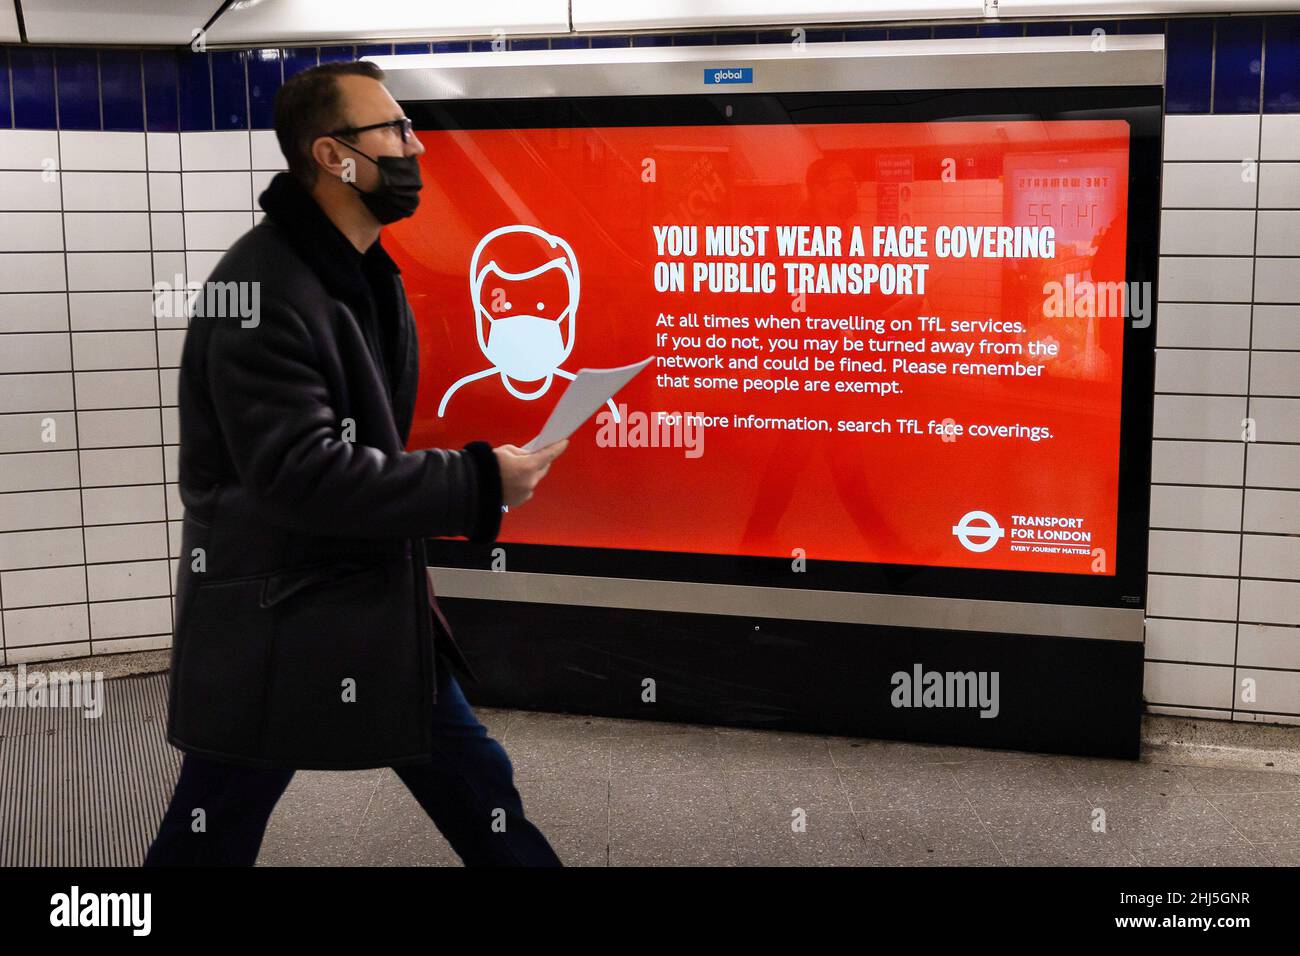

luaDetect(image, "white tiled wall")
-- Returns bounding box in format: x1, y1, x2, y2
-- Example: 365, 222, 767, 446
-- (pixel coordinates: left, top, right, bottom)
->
2, 120, 1297, 725
0, 129, 285, 663
1146, 114, 1300, 726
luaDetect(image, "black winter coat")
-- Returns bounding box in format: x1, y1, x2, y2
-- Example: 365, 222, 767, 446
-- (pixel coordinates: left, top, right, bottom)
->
166, 171, 502, 770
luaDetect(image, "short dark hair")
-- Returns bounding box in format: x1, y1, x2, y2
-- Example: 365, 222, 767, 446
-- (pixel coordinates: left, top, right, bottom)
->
273, 60, 386, 186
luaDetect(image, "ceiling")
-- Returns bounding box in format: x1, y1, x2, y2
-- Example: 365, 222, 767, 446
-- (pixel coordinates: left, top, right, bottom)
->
7, 0, 1297, 47
10, 0, 571, 45
205, 0, 570, 44
15, 0, 228, 44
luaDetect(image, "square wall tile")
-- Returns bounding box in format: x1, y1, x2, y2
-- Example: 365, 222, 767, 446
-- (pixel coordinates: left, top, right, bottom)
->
1246, 443, 1300, 489
1164, 115, 1260, 161
69, 291, 154, 331
61, 172, 149, 212
0, 253, 67, 293
1162, 161, 1258, 208
1149, 484, 1243, 532
1154, 303, 1251, 349
146, 132, 181, 172
0, 130, 60, 169
0, 212, 64, 252
1255, 258, 1300, 303
180, 131, 251, 171
0, 528, 85, 571
1148, 573, 1240, 620
1143, 660, 1233, 709
1158, 256, 1254, 302
1261, 116, 1300, 161
1159, 209, 1255, 255
63, 212, 151, 252
68, 330, 156, 371
59, 131, 146, 171
1258, 162, 1300, 208
1144, 618, 1236, 665
1256, 211, 1300, 256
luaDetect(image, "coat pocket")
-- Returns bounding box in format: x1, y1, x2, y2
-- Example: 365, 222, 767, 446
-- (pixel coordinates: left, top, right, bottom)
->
259, 560, 386, 608
169, 575, 277, 757
259, 554, 428, 766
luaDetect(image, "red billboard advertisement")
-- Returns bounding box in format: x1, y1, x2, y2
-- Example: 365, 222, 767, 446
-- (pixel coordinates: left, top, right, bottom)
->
386, 119, 1131, 575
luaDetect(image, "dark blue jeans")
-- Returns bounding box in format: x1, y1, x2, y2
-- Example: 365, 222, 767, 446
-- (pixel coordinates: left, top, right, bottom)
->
143, 660, 561, 866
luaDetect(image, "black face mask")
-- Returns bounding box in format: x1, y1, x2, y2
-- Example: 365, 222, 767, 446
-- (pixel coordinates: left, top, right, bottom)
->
330, 137, 423, 224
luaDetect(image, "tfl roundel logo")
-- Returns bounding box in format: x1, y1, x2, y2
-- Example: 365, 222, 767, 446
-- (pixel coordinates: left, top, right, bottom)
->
952, 511, 1004, 553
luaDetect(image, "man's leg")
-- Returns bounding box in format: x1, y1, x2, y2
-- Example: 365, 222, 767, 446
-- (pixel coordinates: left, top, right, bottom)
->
393, 661, 562, 866
143, 751, 295, 866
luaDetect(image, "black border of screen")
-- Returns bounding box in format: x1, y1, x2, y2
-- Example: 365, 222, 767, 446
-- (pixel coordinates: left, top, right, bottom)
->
406, 84, 1162, 610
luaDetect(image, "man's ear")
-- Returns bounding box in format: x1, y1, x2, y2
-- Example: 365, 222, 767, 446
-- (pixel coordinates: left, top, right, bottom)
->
309, 136, 350, 183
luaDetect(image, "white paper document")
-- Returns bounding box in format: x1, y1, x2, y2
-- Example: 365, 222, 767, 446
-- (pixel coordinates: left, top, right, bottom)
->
523, 357, 654, 451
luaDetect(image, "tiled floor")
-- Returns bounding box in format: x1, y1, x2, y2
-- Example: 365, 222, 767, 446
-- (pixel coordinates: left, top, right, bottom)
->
2, 673, 1299, 867
257, 707, 1300, 867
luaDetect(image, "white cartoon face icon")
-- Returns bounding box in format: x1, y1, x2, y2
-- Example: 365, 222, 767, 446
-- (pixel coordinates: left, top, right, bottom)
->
475, 253, 576, 386
438, 224, 583, 416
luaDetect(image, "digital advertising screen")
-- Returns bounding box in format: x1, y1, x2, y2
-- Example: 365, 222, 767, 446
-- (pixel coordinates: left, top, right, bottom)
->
390, 88, 1160, 607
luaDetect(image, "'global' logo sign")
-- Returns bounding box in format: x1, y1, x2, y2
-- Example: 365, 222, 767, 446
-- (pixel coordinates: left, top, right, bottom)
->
952, 510, 1004, 553
704, 67, 754, 84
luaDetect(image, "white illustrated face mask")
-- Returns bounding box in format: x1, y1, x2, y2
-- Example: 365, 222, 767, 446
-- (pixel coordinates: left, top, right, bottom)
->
472, 254, 577, 386
482, 313, 567, 382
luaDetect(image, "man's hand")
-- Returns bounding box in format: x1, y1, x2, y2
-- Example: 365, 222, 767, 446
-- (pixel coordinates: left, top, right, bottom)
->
493, 439, 569, 508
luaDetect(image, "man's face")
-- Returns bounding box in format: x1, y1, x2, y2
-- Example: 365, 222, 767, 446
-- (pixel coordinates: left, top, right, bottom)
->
328, 75, 424, 192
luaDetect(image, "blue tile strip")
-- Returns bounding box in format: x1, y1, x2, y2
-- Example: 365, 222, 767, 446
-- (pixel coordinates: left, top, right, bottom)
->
100, 49, 144, 131
247, 49, 283, 130
979, 23, 1023, 38
1072, 20, 1120, 36
319, 45, 356, 63
0, 14, 1297, 132
1265, 15, 1300, 113
54, 47, 99, 129
10, 46, 56, 130
1214, 16, 1264, 114
282, 46, 318, 79
715, 31, 758, 46
143, 50, 179, 132
177, 50, 213, 131
1165, 17, 1215, 114
0, 48, 12, 129
1118, 19, 1165, 35
211, 49, 249, 130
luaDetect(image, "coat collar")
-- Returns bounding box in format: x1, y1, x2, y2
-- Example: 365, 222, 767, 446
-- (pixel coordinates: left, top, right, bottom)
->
257, 171, 399, 306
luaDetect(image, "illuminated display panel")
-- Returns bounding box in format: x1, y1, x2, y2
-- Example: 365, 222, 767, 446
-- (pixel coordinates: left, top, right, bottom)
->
391, 87, 1160, 608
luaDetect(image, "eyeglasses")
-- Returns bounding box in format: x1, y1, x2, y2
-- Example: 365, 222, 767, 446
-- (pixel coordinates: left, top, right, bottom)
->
328, 117, 415, 143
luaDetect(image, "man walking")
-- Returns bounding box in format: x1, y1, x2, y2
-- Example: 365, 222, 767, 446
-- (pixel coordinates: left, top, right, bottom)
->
144, 61, 567, 866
